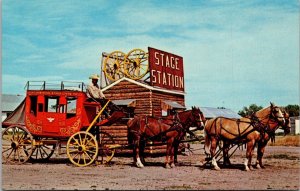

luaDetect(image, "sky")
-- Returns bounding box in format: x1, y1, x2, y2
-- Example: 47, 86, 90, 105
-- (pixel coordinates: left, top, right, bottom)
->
2, 0, 299, 112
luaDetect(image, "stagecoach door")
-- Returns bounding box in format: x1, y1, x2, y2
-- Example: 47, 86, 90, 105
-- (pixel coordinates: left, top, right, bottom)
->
41, 96, 65, 133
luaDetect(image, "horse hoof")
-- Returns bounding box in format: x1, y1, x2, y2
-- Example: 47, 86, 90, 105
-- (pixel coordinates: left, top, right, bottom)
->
165, 164, 171, 169
213, 167, 220, 171
255, 164, 261, 169
136, 163, 144, 168
170, 163, 176, 168
245, 167, 250, 171
249, 166, 254, 171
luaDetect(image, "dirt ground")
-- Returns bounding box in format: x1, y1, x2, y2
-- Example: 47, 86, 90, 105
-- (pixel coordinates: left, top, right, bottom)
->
2, 144, 300, 190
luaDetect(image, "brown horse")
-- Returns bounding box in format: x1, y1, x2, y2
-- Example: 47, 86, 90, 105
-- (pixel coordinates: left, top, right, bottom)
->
173, 107, 206, 163
127, 106, 205, 168
204, 103, 285, 171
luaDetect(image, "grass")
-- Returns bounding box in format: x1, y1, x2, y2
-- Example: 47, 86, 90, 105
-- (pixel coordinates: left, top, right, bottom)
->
265, 154, 299, 160
267, 135, 300, 147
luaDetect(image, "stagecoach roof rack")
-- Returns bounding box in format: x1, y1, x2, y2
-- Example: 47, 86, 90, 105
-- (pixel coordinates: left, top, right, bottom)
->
24, 81, 86, 92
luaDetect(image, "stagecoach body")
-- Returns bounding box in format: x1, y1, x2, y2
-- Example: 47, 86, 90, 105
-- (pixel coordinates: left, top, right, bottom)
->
25, 88, 98, 138
2, 81, 117, 167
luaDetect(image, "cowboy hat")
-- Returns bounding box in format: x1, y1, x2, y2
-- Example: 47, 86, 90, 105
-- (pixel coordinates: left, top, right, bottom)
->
89, 74, 100, 80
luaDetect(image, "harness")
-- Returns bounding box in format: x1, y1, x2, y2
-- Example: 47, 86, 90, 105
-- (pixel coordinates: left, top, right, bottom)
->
130, 114, 183, 143
208, 106, 285, 144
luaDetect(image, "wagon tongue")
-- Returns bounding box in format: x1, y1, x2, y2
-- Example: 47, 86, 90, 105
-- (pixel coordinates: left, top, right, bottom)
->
96, 111, 126, 126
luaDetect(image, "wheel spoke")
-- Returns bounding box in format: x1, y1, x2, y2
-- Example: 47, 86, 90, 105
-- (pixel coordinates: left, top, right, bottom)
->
71, 137, 80, 146
40, 146, 49, 158
2, 147, 13, 154
77, 154, 81, 164
5, 148, 14, 160
71, 152, 79, 160
83, 151, 93, 160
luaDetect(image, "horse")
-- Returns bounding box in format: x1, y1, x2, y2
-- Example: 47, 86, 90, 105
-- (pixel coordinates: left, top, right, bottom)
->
204, 102, 285, 171
173, 107, 206, 163
127, 106, 205, 168
254, 111, 291, 169
220, 110, 291, 169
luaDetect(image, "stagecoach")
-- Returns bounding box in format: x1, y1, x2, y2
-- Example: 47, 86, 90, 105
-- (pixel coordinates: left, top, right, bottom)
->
2, 81, 123, 167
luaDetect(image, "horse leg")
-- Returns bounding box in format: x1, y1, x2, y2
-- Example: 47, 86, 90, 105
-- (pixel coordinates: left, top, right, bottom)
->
255, 142, 267, 169
173, 141, 179, 164
134, 136, 144, 168
210, 137, 220, 170
244, 140, 255, 171
139, 140, 146, 165
170, 141, 176, 168
165, 139, 173, 169
223, 141, 231, 167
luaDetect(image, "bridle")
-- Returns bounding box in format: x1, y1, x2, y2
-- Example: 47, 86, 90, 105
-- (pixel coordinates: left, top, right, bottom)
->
269, 106, 286, 126
190, 108, 206, 129
251, 105, 286, 134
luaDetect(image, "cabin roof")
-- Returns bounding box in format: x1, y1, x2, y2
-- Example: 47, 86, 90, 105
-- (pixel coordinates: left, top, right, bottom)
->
102, 77, 185, 96
200, 107, 241, 119
1, 94, 25, 112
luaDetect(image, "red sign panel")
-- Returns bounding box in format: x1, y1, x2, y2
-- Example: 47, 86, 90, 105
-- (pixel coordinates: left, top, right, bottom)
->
148, 47, 184, 92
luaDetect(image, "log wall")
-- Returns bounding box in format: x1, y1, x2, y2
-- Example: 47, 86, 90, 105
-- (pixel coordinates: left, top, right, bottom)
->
104, 81, 152, 116
152, 90, 185, 117
102, 80, 185, 155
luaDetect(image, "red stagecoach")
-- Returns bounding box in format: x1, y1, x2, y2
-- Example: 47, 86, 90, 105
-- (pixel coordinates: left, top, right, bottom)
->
2, 81, 120, 167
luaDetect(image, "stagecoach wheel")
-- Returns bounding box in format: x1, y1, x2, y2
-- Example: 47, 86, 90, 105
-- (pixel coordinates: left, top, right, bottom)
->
66, 131, 98, 167
124, 48, 149, 80
103, 51, 126, 82
97, 131, 115, 164
2, 125, 34, 164
30, 138, 56, 162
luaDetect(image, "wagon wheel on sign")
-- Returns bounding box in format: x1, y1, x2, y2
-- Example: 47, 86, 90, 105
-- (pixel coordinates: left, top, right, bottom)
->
124, 48, 149, 80
97, 131, 116, 164
103, 51, 126, 82
2, 125, 34, 164
30, 137, 56, 162
66, 131, 98, 167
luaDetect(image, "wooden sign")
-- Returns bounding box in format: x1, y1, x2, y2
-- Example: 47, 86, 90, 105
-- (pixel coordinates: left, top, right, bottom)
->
148, 47, 184, 92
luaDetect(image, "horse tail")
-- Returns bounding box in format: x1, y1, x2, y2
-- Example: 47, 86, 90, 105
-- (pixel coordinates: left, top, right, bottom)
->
204, 119, 214, 155
204, 130, 211, 156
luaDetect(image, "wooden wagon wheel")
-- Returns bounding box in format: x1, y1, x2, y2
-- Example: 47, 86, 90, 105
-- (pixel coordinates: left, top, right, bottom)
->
124, 48, 149, 80
97, 131, 116, 164
66, 131, 98, 167
30, 138, 56, 162
2, 125, 34, 164
103, 51, 126, 82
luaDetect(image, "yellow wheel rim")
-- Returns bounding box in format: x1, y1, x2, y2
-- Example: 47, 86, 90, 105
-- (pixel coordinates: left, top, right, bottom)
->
103, 51, 126, 82
124, 48, 149, 80
67, 131, 98, 167
2, 125, 33, 164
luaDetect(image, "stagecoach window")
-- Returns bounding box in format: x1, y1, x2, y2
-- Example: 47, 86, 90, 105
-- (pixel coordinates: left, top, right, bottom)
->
66, 97, 77, 118
30, 96, 37, 116
45, 96, 59, 112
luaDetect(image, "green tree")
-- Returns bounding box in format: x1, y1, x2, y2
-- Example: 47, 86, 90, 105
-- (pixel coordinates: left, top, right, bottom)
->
284, 104, 299, 117
238, 104, 263, 117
